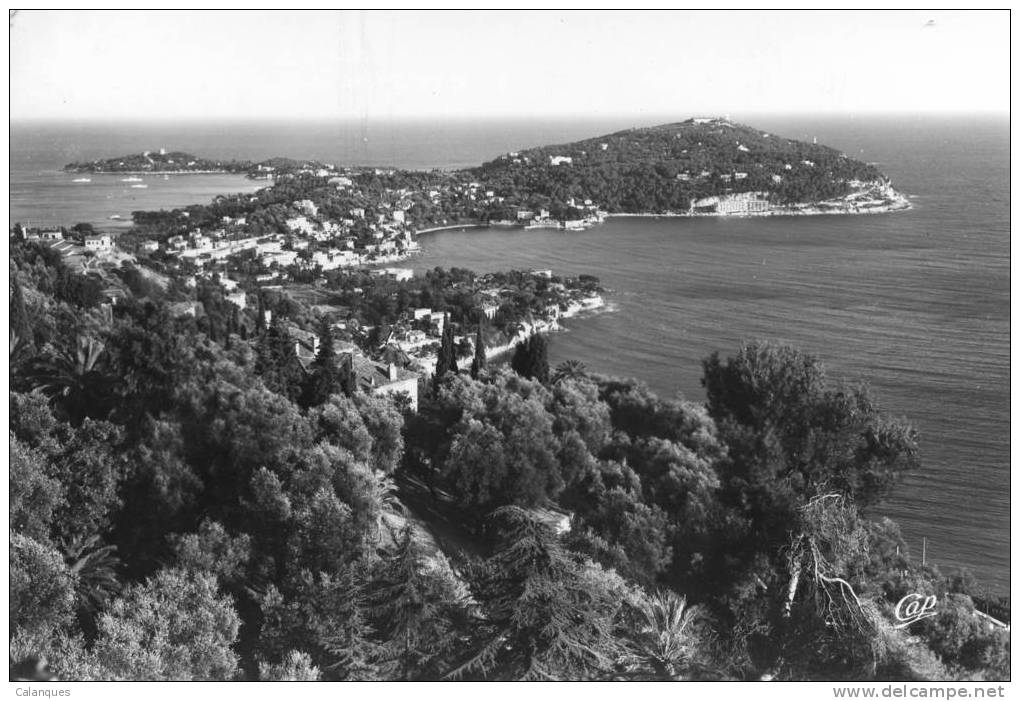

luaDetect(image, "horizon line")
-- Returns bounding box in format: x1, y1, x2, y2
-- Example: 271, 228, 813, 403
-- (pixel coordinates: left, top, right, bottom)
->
10, 109, 1010, 124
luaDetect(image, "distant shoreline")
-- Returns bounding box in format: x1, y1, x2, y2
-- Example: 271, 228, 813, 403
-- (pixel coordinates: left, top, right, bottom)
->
608, 202, 912, 219
608, 190, 912, 219
414, 223, 487, 236
410, 194, 912, 240
411, 293, 608, 376
64, 169, 249, 176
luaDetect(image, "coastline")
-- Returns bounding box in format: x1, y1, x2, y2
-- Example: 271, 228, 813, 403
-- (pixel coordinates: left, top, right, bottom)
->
363, 249, 421, 266
64, 169, 250, 176
607, 204, 912, 219
483, 295, 608, 361
411, 294, 608, 377
414, 223, 487, 236
607, 192, 912, 219
409, 189, 912, 241
397, 188, 909, 378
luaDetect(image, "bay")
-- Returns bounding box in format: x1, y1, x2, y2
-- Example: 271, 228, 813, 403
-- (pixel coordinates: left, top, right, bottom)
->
9, 114, 1009, 593
402, 116, 1010, 593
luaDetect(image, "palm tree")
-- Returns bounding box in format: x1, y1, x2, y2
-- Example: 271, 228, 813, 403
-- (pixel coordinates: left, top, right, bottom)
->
9, 330, 33, 384
10, 271, 34, 350
552, 360, 587, 385
26, 335, 113, 423
622, 590, 707, 680
60, 533, 121, 619
504, 320, 526, 338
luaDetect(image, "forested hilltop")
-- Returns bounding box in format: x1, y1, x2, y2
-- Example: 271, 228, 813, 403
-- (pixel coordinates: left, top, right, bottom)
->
64, 150, 253, 175
9, 236, 1008, 682
63, 151, 325, 177
472, 117, 906, 214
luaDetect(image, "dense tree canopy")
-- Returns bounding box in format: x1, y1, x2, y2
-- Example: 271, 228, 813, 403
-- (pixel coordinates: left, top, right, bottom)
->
8, 240, 1006, 682
474, 120, 885, 213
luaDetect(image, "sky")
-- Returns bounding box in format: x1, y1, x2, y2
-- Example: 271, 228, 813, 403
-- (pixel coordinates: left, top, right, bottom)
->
9, 10, 1011, 121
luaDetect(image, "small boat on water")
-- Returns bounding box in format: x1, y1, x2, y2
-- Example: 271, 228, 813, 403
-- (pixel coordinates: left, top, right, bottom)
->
72, 177, 91, 183
163, 174, 170, 180
130, 184, 148, 189
121, 176, 143, 182
109, 214, 124, 220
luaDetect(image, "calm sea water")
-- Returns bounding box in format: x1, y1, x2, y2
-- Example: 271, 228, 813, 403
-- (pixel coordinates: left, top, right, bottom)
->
9, 115, 1010, 593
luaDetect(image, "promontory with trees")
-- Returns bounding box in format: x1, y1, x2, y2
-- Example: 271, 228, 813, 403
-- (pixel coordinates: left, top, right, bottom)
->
66, 118, 908, 236
63, 151, 313, 177
10, 120, 1000, 683
471, 117, 909, 216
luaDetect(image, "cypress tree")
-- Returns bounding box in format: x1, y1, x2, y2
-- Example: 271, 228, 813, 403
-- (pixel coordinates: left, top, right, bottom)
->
256, 318, 303, 402
338, 352, 355, 397
510, 337, 527, 379
299, 319, 342, 408
511, 333, 549, 383
447, 326, 458, 376
433, 314, 456, 392
470, 323, 486, 380
313, 317, 335, 366
256, 295, 267, 334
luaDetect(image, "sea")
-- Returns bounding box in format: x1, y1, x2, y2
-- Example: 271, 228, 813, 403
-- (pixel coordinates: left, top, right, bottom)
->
9, 114, 1010, 594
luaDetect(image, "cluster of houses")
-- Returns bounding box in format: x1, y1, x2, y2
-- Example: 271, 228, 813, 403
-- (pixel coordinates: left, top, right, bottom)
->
36, 155, 615, 286
692, 191, 773, 215
366, 268, 599, 386
23, 228, 114, 251
17, 212, 599, 425
20, 228, 118, 271
675, 168, 785, 185
283, 320, 421, 412
155, 200, 421, 275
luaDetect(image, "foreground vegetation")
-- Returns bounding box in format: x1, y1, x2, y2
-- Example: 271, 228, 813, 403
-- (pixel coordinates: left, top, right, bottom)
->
9, 239, 1009, 681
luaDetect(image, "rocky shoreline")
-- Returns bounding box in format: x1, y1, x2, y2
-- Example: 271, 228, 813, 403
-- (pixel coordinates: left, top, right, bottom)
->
484, 294, 608, 360
67, 169, 242, 176
410, 294, 607, 377
608, 189, 911, 219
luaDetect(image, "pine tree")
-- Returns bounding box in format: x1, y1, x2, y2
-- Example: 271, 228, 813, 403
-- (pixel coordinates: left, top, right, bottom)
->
371, 527, 468, 680
470, 324, 487, 380
320, 567, 381, 681
448, 507, 625, 680
257, 567, 381, 681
